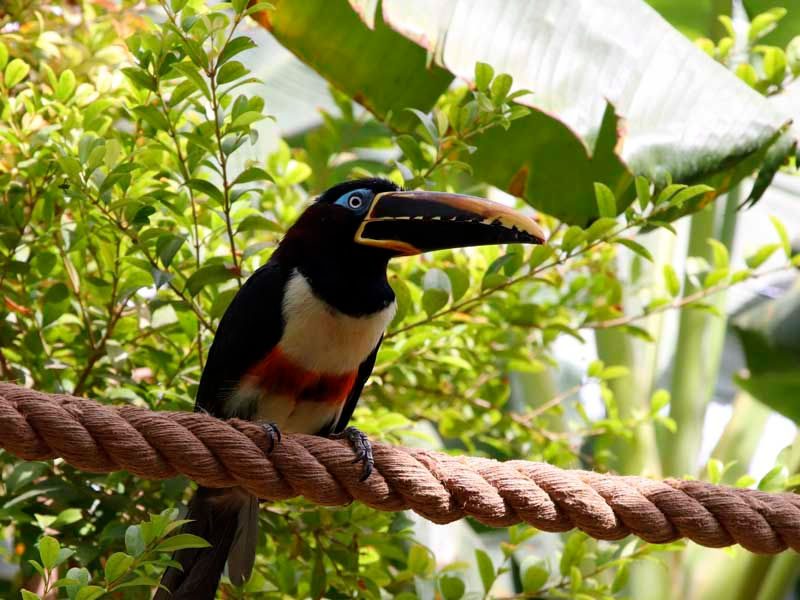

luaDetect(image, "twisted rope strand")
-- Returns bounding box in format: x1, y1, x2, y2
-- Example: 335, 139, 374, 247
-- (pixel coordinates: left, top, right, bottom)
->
0, 383, 798, 554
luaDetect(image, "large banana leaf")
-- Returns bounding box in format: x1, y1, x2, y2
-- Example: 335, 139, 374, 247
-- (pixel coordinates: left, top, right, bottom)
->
259, 0, 793, 225
733, 279, 800, 423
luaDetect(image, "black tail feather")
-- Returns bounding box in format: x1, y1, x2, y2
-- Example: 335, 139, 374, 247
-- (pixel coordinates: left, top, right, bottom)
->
156, 487, 253, 600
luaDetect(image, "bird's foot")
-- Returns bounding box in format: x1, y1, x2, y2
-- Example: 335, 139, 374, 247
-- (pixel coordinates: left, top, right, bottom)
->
329, 427, 374, 482
259, 422, 282, 453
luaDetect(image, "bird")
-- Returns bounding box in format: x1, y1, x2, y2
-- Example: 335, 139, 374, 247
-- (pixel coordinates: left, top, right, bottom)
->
155, 177, 545, 599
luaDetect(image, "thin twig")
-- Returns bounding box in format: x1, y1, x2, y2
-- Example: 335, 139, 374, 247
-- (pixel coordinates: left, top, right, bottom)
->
583, 263, 792, 330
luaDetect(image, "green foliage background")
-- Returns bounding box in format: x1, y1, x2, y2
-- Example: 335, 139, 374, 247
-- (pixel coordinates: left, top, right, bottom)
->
1, 1, 799, 599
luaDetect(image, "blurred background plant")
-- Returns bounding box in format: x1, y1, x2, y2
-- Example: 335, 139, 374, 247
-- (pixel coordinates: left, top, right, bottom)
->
1, 0, 800, 598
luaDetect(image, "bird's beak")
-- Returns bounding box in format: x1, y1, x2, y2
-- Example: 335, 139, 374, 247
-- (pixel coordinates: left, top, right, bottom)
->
354, 190, 546, 255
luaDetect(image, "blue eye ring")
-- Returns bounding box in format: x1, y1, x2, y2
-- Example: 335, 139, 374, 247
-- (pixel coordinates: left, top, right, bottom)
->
335, 189, 372, 213
347, 193, 364, 209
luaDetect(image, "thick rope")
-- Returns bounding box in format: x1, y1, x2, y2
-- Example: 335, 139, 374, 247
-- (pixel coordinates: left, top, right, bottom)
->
0, 382, 798, 554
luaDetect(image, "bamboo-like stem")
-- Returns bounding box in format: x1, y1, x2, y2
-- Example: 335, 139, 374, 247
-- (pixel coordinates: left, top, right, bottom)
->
755, 553, 800, 600
509, 369, 562, 432
595, 329, 659, 474
595, 227, 676, 477
661, 187, 739, 476
710, 391, 770, 483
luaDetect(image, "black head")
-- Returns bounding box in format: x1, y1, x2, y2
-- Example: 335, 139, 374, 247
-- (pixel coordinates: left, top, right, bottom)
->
274, 177, 546, 314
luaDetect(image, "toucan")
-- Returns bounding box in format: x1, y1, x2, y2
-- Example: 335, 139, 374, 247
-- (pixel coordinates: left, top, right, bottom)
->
156, 178, 545, 599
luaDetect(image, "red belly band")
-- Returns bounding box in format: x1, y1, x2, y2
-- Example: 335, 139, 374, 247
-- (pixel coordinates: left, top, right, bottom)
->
245, 347, 356, 405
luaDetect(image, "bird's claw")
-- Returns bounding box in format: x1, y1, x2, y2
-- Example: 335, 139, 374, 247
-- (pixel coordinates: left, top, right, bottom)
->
329, 426, 374, 482
260, 421, 282, 453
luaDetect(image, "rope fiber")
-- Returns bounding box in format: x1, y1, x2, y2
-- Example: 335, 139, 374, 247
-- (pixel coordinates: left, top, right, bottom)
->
0, 382, 798, 554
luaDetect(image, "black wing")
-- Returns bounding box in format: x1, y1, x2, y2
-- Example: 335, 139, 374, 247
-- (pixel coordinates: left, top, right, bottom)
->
196, 260, 288, 417
330, 335, 382, 434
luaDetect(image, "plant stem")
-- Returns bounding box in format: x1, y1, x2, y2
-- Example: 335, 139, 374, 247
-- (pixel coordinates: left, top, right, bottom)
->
661, 190, 739, 477
595, 327, 659, 474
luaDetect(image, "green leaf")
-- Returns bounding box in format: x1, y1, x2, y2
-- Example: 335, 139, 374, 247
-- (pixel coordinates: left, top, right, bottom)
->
407, 545, 434, 576
561, 225, 586, 253
707, 458, 723, 484
105, 552, 134, 583
277, 161, 309, 186
44, 282, 69, 304
230, 110, 266, 129
707, 238, 730, 269
749, 8, 787, 43
232, 0, 248, 14
600, 365, 629, 380
769, 215, 791, 258
125, 525, 146, 557
210, 288, 238, 319
187, 178, 224, 205
5, 58, 30, 87
133, 105, 170, 131
171, 0, 189, 11
38, 536, 60, 570
490, 73, 513, 104
704, 267, 729, 288
407, 108, 439, 145
0, 42, 8, 71
529, 245, 555, 268
219, 36, 257, 65
520, 558, 548, 593
585, 217, 617, 241
396, 134, 427, 169
655, 183, 686, 205
787, 36, 800, 76
113, 576, 161, 590
309, 552, 326, 598
736, 63, 758, 88
156, 533, 212, 553
758, 465, 788, 492
236, 214, 282, 233
157, 234, 186, 267
594, 182, 616, 218
246, 1, 275, 17
651, 389, 670, 413
185, 264, 237, 296
21, 591, 39, 600
445, 267, 470, 302
475, 549, 496, 593
559, 534, 586, 576
217, 60, 248, 84
422, 289, 449, 316
475, 62, 494, 92
55, 69, 77, 101
663, 264, 680, 297
745, 243, 780, 269
122, 67, 157, 92
173, 63, 210, 99
667, 184, 714, 208
755, 45, 787, 87
615, 238, 653, 262
233, 167, 271, 185
440, 574, 466, 600
75, 586, 105, 600
635, 175, 652, 210
695, 37, 714, 56
612, 562, 630, 593
53, 507, 82, 527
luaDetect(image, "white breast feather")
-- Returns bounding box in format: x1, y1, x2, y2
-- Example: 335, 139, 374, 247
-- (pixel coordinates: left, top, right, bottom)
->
280, 270, 395, 374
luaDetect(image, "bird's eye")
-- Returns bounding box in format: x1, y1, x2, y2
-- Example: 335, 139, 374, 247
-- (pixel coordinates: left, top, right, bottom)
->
348, 194, 363, 209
